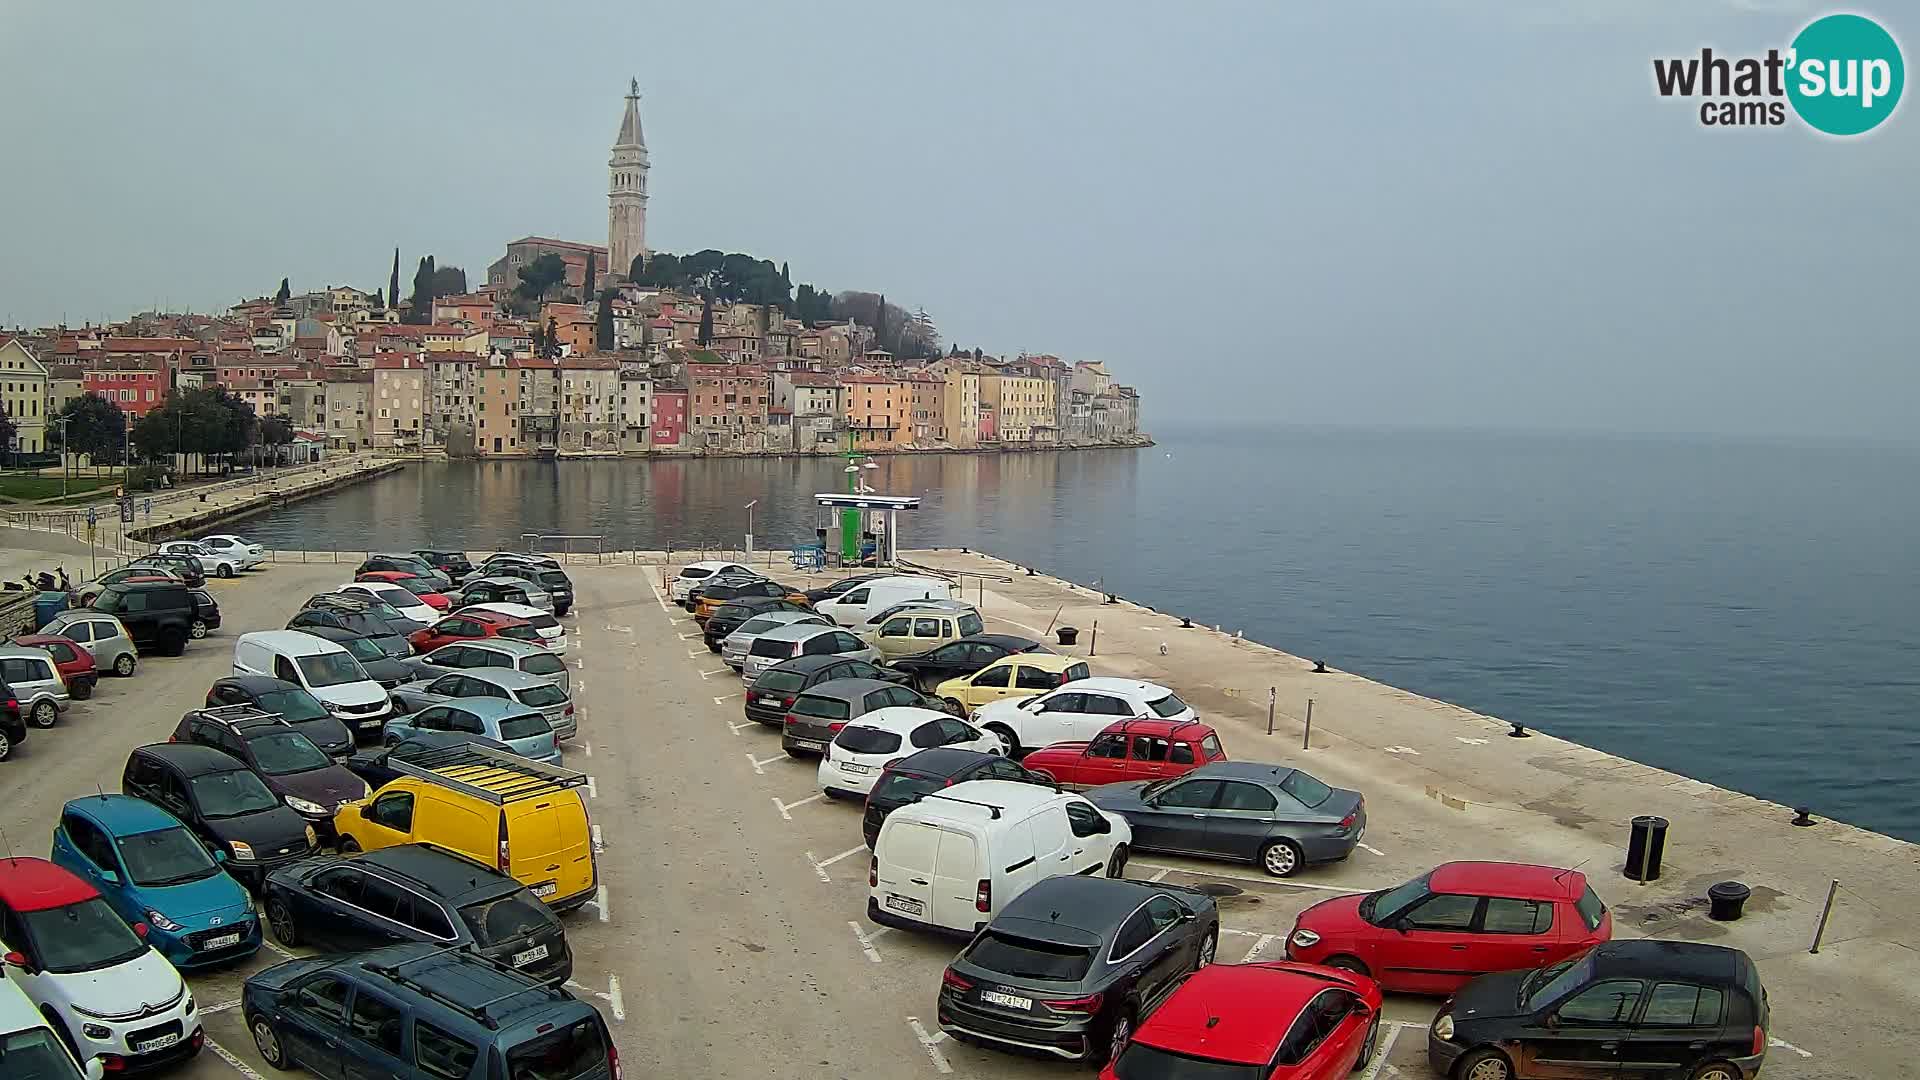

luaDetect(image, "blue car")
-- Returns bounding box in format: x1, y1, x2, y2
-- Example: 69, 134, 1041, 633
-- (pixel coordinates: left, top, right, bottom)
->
50, 794, 262, 969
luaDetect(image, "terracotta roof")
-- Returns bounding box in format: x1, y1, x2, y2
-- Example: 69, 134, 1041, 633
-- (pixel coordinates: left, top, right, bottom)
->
559, 356, 619, 370
686, 364, 767, 378
784, 372, 841, 387
505, 237, 609, 256
102, 337, 196, 352
372, 356, 423, 370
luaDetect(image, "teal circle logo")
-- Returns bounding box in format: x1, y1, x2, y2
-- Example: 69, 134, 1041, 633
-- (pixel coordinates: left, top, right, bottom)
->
1787, 14, 1904, 136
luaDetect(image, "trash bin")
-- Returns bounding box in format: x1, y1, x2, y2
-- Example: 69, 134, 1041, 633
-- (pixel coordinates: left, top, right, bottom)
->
1708, 881, 1751, 921
1056, 626, 1080, 647
32, 591, 68, 632
1624, 815, 1669, 881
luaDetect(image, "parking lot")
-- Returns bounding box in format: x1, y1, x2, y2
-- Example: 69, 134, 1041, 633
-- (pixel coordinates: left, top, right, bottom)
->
0, 549, 1887, 1079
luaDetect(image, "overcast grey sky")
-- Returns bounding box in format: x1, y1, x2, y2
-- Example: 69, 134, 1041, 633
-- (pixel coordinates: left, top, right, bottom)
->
1, 2, 1913, 439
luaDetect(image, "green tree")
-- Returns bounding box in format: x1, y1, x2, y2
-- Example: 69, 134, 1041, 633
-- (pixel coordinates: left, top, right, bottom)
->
595, 289, 616, 352
0, 410, 15, 461
430, 264, 467, 296
407, 257, 432, 323
51, 393, 127, 464
697, 291, 714, 345
543, 316, 560, 358
372, 287, 384, 309
514, 253, 568, 307
583, 253, 596, 302
389, 248, 401, 311
259, 415, 294, 463
274, 278, 291, 304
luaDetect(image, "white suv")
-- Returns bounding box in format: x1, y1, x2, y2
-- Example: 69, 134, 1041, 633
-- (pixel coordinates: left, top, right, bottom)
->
971, 677, 1196, 755
670, 561, 752, 603
817, 707, 1005, 798
0, 859, 201, 1073
196, 534, 265, 570
154, 540, 242, 579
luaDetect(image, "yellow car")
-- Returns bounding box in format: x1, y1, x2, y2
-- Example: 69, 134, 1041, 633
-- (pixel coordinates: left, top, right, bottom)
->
933, 652, 1092, 715
861, 605, 987, 660
333, 744, 596, 911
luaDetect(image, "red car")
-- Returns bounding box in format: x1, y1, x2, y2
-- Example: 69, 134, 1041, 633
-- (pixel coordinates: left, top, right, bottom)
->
1101, 961, 1383, 1079
407, 609, 543, 653
1018, 718, 1225, 788
10, 634, 98, 700
1286, 861, 1613, 995
356, 569, 451, 612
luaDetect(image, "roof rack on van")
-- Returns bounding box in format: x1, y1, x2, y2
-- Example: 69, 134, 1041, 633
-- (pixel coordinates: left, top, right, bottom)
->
364, 947, 557, 1029
921, 792, 1002, 819
193, 704, 287, 729
388, 743, 589, 804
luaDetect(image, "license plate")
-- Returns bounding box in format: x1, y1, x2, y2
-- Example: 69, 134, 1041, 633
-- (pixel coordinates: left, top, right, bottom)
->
512, 943, 550, 967
202, 933, 241, 950
792, 738, 824, 751
840, 761, 872, 775
980, 990, 1033, 1010
134, 1033, 181, 1053
533, 882, 557, 898
884, 895, 924, 916
758, 695, 782, 705
358, 718, 384, 729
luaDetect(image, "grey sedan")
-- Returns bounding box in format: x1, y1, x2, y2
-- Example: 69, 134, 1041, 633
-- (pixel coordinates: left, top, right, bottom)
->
382, 697, 561, 765
401, 638, 571, 695
1085, 761, 1366, 877
391, 668, 576, 740
741, 623, 881, 682
722, 610, 829, 670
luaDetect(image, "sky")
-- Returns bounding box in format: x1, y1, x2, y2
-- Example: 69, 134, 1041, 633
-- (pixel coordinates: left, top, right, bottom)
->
1, 1, 1915, 440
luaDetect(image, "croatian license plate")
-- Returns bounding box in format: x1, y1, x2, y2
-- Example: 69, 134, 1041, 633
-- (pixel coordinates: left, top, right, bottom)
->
980, 990, 1033, 1010
203, 933, 242, 950
134, 1033, 181, 1053
533, 882, 558, 898
513, 943, 550, 967
758, 694, 782, 705
793, 739, 824, 751
358, 718, 384, 729
884, 895, 924, 916
840, 761, 872, 775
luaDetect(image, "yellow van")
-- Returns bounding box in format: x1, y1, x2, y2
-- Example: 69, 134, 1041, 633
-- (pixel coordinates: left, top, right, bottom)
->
862, 604, 987, 660
332, 744, 596, 911
934, 652, 1091, 713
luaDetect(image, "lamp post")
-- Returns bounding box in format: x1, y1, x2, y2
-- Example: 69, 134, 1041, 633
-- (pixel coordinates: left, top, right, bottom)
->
53, 416, 72, 499
743, 499, 757, 558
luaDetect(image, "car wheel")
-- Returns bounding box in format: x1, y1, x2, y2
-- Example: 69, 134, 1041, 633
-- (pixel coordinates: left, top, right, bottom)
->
1353, 1016, 1379, 1071
983, 723, 1019, 756
114, 654, 136, 676
216, 564, 234, 578
162, 631, 187, 656
337, 836, 361, 854
250, 1015, 290, 1070
1102, 1007, 1135, 1069
1456, 1048, 1513, 1080
0, 729, 12, 761
1690, 1064, 1742, 1080
190, 619, 209, 639
30, 701, 57, 729
266, 896, 301, 946
707, 641, 720, 653
1259, 839, 1305, 878
1326, 955, 1370, 976
942, 697, 965, 716
70, 680, 93, 700
1106, 845, 1128, 879
1195, 927, 1216, 968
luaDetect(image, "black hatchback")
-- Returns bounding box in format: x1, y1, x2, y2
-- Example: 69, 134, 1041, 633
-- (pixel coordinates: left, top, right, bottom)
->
264, 843, 572, 985
1427, 940, 1768, 1080
861, 748, 1045, 847
939, 876, 1221, 1066
743, 655, 911, 726
121, 742, 318, 886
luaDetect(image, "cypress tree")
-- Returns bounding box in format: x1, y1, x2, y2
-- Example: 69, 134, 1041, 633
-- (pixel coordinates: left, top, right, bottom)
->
596, 290, 615, 351
275, 278, 290, 304
389, 248, 400, 310
698, 292, 714, 345
873, 293, 886, 352
583, 253, 596, 302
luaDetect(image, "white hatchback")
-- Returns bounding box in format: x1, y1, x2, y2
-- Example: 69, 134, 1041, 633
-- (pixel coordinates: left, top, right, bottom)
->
817, 707, 1005, 798
197, 534, 265, 569
671, 561, 753, 603
154, 540, 243, 579
970, 677, 1197, 756
337, 582, 437, 625
459, 602, 566, 651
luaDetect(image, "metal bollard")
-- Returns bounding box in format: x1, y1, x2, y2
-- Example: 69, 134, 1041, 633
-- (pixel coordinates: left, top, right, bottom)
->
1303, 698, 1314, 749
1809, 879, 1839, 953
1265, 687, 1276, 736
1089, 620, 1098, 657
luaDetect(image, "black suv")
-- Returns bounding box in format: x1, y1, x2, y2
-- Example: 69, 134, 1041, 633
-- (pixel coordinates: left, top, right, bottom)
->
121, 742, 318, 886
412, 549, 475, 582
91, 580, 198, 654
742, 654, 911, 726
1428, 940, 1769, 1080
290, 597, 417, 650
171, 706, 370, 839
939, 876, 1221, 1066
264, 844, 572, 985
206, 676, 354, 756
862, 748, 1045, 847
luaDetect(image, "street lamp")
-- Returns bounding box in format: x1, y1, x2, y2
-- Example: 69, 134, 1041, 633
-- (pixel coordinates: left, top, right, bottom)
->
53, 416, 72, 499
743, 499, 757, 558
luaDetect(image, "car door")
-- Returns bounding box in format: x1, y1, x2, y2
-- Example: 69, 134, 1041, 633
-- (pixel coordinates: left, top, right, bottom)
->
1133, 895, 1196, 1004
339, 986, 410, 1080
1020, 691, 1082, 746
1011, 661, 1062, 702
1063, 800, 1114, 873
54, 812, 127, 913
1129, 777, 1222, 852
1382, 892, 1485, 995
1045, 691, 1118, 743
831, 630, 873, 662
963, 661, 1014, 706
1476, 896, 1559, 980
874, 617, 915, 658
1298, 989, 1372, 1077
278, 973, 352, 1079
1532, 978, 1644, 1075
1078, 732, 1133, 786
1028, 804, 1077, 875
1203, 779, 1282, 861
302, 866, 384, 951
355, 790, 417, 851
1622, 981, 1728, 1076
933, 717, 991, 753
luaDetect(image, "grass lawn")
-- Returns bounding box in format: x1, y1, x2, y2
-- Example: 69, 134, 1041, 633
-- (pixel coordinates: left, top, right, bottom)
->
0, 472, 120, 501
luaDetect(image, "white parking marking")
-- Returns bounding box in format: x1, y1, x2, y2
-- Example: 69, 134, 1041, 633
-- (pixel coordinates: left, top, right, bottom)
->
1455, 736, 1488, 746
1240, 933, 1278, 962
1360, 1022, 1401, 1080
1358, 842, 1387, 857
591, 823, 605, 854
207, 1036, 267, 1080
581, 741, 593, 757
698, 667, 730, 678
572, 657, 585, 669
1133, 861, 1376, 894
907, 1017, 953, 1074
850, 920, 884, 963
564, 976, 627, 1022
713, 693, 740, 704
604, 624, 632, 634
592, 885, 610, 922
746, 752, 787, 775
202, 999, 242, 1014
260, 937, 303, 961
773, 793, 825, 820
1769, 1037, 1813, 1058
585, 775, 598, 799
687, 649, 707, 658
1147, 868, 1170, 882
1383, 745, 1420, 755
727, 720, 755, 736
808, 845, 867, 882
680, 632, 701, 640
644, 576, 673, 614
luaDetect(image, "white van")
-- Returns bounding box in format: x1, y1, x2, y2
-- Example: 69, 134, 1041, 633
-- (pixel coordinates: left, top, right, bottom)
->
868, 779, 1131, 936
233, 630, 392, 732
0, 979, 103, 1079
814, 575, 956, 628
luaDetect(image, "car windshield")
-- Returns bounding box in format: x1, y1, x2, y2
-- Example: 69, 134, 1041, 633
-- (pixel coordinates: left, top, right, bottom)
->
836, 726, 902, 755
516, 685, 567, 708
1360, 872, 1430, 923
1524, 953, 1597, 1009
1277, 770, 1333, 807
1112, 1042, 1265, 1080
505, 1018, 607, 1080
755, 670, 807, 694
394, 578, 437, 597
189, 770, 281, 818
521, 653, 565, 676
22, 898, 147, 973
330, 637, 386, 664
371, 634, 409, 658
963, 931, 1095, 981
1147, 692, 1190, 718
117, 826, 220, 887
460, 892, 560, 946
254, 687, 331, 723
0, 1026, 84, 1079
248, 730, 332, 775
297, 652, 367, 688
499, 713, 552, 740
538, 571, 569, 588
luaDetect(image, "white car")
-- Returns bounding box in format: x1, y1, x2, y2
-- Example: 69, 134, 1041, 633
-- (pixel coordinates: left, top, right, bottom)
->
971, 677, 1197, 756
196, 534, 265, 569
0, 860, 201, 1073
721, 610, 829, 670
817, 706, 1005, 798
337, 582, 437, 625
153, 540, 242, 579
459, 602, 566, 651
0, 978, 105, 1078
670, 561, 752, 603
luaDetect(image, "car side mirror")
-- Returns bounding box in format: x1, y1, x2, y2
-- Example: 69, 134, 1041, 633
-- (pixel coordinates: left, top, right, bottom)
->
214, 849, 228, 863
1352, 1002, 1373, 1018
99, 870, 120, 886
3, 950, 34, 973
1094, 816, 1112, 834
1543, 1012, 1560, 1029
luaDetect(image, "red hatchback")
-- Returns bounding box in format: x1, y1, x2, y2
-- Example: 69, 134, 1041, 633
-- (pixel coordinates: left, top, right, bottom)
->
1019, 718, 1225, 788
1286, 861, 1612, 995
356, 569, 451, 611
407, 609, 544, 653
11, 634, 98, 699
1102, 961, 1384, 1079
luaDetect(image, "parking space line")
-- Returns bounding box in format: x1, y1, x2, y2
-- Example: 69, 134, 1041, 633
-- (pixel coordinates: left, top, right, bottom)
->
1359, 1022, 1400, 1080
1133, 861, 1375, 894
849, 920, 884, 963
1240, 933, 1278, 962
745, 752, 788, 775
590, 885, 610, 922
207, 1036, 267, 1080
713, 693, 740, 704
1147, 867, 1170, 882
906, 1017, 953, 1074
698, 667, 730, 678
585, 775, 598, 799
604, 624, 632, 634
591, 824, 605, 854
572, 657, 585, 669
1769, 1037, 1813, 1058
808, 845, 867, 882
1357, 842, 1387, 857
564, 976, 627, 1022
679, 632, 702, 640
260, 938, 303, 961
581, 740, 593, 757
772, 793, 825, 820
202, 999, 242, 1015
687, 649, 707, 658
727, 720, 755, 736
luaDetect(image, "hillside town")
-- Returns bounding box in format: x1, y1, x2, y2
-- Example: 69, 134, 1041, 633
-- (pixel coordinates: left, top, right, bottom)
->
0, 82, 1146, 463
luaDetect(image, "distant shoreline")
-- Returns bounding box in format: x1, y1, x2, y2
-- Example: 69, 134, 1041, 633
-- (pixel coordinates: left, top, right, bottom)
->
435, 435, 1156, 462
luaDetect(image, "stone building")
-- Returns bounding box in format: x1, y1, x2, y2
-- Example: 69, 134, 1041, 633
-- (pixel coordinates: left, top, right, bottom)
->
607, 79, 651, 282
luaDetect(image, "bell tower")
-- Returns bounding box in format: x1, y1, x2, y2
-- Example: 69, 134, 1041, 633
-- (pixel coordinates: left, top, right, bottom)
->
608, 78, 650, 282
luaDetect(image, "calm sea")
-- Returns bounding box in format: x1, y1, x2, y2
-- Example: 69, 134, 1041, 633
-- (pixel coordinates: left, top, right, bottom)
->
237, 428, 1920, 841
